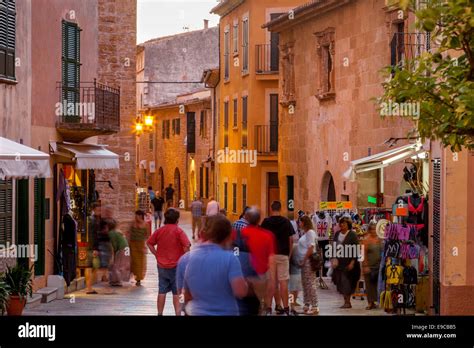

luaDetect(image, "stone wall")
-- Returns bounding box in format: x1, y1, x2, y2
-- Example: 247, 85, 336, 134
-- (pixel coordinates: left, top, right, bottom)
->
96, 0, 137, 228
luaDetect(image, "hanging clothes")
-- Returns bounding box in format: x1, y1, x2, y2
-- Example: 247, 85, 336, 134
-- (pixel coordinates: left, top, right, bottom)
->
61, 213, 77, 286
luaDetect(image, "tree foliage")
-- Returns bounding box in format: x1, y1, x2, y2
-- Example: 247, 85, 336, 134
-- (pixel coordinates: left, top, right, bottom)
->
378, 0, 474, 151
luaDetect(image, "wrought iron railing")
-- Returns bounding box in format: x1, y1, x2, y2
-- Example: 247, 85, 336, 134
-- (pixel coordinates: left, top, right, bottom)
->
390, 32, 434, 68
56, 79, 120, 129
255, 124, 278, 154
256, 44, 279, 74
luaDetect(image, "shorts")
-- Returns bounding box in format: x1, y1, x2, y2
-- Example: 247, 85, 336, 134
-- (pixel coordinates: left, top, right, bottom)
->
192, 216, 202, 232
158, 266, 177, 295
273, 255, 290, 281
154, 211, 163, 221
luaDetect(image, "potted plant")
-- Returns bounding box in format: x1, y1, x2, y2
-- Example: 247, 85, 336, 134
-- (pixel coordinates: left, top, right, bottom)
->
0, 277, 10, 315
3, 264, 33, 316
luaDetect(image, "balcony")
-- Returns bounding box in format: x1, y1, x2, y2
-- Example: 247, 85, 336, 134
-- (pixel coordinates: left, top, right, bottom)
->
56, 80, 120, 142
255, 44, 279, 79
255, 124, 278, 156
390, 32, 435, 69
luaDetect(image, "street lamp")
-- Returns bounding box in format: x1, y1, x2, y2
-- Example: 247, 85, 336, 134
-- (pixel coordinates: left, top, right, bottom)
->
144, 115, 154, 127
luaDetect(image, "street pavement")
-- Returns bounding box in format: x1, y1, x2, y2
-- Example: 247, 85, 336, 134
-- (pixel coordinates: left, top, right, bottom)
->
24, 210, 395, 316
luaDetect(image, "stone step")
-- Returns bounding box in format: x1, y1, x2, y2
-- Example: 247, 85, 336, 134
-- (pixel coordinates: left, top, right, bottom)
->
35, 287, 58, 303
25, 294, 42, 309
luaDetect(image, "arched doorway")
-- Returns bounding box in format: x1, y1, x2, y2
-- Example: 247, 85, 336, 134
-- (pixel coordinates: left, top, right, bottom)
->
158, 167, 164, 195
321, 171, 336, 202
174, 168, 181, 205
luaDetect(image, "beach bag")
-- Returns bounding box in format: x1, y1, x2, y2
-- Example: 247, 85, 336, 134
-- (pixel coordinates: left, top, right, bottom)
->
310, 246, 323, 272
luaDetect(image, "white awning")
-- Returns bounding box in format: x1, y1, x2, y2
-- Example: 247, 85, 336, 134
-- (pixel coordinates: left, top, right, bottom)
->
0, 137, 51, 179
343, 143, 427, 181
50, 142, 119, 170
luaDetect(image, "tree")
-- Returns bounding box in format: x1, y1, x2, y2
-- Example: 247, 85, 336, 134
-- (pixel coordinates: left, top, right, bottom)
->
378, 0, 474, 151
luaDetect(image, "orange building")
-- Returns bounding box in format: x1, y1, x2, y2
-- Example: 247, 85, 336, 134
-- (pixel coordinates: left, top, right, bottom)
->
211, 0, 306, 220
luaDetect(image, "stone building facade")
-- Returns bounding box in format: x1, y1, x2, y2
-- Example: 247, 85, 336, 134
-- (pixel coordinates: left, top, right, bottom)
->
265, 0, 414, 214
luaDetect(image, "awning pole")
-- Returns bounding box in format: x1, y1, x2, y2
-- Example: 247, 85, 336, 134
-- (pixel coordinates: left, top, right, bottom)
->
380, 167, 384, 194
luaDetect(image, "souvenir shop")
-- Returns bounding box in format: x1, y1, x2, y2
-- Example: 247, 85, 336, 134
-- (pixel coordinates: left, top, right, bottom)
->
50, 142, 119, 287
331, 141, 431, 314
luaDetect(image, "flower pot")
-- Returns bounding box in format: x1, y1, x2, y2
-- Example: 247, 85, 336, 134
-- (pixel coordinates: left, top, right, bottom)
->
6, 296, 26, 316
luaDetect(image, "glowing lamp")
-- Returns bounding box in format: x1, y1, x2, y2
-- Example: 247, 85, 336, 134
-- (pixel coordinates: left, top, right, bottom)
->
144, 115, 154, 127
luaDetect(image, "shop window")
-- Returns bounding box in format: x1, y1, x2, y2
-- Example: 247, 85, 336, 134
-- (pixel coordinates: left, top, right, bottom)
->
0, 0, 16, 80
233, 22, 239, 55
315, 27, 335, 100
0, 179, 13, 245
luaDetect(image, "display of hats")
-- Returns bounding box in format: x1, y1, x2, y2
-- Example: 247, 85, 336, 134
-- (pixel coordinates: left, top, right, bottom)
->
376, 219, 390, 239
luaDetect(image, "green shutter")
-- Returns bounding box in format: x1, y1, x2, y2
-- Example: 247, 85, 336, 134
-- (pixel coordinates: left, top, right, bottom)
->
34, 178, 46, 276
0, 179, 13, 245
62, 20, 81, 115
16, 179, 29, 269
0, 0, 15, 79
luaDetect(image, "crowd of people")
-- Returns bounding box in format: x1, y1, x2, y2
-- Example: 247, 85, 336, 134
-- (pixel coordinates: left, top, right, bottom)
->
87, 185, 381, 316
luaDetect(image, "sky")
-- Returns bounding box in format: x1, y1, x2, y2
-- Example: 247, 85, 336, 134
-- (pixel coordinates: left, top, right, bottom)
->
137, 0, 221, 44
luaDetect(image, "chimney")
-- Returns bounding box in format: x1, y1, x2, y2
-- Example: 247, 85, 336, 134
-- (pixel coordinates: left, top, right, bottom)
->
204, 19, 209, 29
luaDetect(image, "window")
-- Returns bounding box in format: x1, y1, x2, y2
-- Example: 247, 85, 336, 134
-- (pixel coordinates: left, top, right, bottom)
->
242, 96, 248, 148
149, 132, 154, 150
0, 0, 16, 80
162, 120, 165, 139
242, 17, 249, 72
315, 28, 335, 100
224, 101, 229, 148
200, 110, 207, 138
242, 184, 247, 212
172, 118, 180, 136
0, 179, 13, 245
287, 176, 294, 212
224, 182, 228, 211
165, 120, 170, 139
205, 167, 209, 198
62, 20, 81, 107
224, 28, 230, 80
34, 178, 46, 276
232, 183, 237, 214
233, 98, 238, 128
233, 22, 239, 54
199, 166, 204, 199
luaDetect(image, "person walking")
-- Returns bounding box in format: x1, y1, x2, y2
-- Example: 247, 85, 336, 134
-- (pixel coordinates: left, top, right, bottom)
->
151, 192, 165, 229
190, 197, 203, 240
297, 216, 319, 315
261, 200, 295, 316
165, 184, 175, 208
146, 208, 190, 316
331, 217, 361, 309
107, 219, 130, 287
206, 196, 219, 217
128, 210, 148, 286
182, 215, 248, 316
239, 207, 276, 316
86, 202, 102, 294
362, 222, 381, 310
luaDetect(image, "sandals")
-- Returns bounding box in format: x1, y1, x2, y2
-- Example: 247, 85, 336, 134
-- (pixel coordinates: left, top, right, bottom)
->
340, 303, 352, 309
86, 290, 98, 295
365, 303, 376, 310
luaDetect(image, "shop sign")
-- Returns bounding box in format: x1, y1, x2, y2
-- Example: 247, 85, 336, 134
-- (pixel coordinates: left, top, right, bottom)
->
149, 161, 156, 173
319, 201, 353, 210
368, 196, 377, 204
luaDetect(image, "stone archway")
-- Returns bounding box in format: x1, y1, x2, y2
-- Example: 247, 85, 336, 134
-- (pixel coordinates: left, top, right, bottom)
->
321, 171, 336, 202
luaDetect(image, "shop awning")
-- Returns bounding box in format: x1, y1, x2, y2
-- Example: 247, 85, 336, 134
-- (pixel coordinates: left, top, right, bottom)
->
0, 137, 51, 179
343, 143, 427, 181
50, 142, 119, 170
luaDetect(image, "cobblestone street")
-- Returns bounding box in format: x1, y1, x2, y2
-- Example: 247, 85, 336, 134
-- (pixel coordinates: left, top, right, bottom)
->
22, 210, 394, 316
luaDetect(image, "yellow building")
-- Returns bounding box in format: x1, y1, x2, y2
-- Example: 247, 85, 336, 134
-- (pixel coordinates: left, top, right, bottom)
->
211, 0, 306, 220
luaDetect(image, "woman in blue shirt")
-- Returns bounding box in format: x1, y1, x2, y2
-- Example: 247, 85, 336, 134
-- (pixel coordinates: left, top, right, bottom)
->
183, 215, 248, 316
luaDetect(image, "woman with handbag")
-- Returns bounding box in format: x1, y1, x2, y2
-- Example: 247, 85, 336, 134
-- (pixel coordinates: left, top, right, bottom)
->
362, 222, 381, 310
331, 217, 361, 309
297, 216, 319, 315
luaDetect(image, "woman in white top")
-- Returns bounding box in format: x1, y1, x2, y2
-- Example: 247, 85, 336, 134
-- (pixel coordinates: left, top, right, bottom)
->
297, 216, 319, 315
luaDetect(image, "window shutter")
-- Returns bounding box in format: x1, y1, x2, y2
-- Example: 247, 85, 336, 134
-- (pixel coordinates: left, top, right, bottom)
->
0, 0, 15, 79
34, 178, 46, 276
0, 179, 13, 245
62, 20, 81, 109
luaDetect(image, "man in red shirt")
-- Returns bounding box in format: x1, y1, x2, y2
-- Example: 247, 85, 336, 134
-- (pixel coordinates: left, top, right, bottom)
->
147, 208, 190, 315
239, 207, 276, 315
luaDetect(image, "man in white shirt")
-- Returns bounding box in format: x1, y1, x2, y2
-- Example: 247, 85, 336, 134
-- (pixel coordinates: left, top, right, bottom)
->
206, 196, 220, 217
